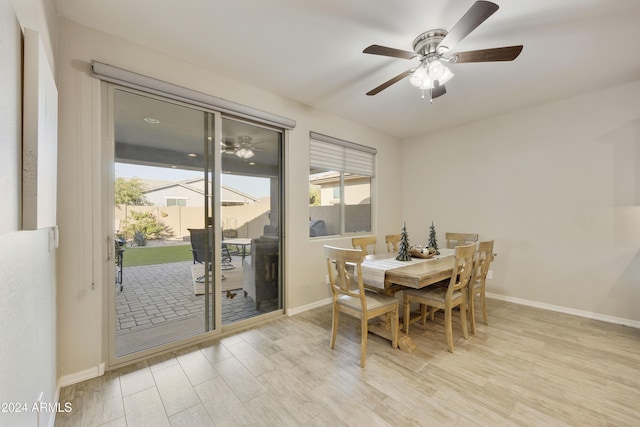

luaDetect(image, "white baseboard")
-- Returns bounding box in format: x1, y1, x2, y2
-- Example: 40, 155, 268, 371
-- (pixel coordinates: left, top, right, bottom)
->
487, 292, 640, 328
54, 362, 106, 426
58, 362, 105, 388
50, 357, 90, 427
288, 294, 640, 329
287, 297, 332, 316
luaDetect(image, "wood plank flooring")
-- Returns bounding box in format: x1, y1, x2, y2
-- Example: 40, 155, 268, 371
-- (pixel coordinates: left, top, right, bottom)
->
55, 299, 640, 426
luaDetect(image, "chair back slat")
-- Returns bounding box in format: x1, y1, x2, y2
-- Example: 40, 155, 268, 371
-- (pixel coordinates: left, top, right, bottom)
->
475, 240, 495, 282
324, 246, 366, 302
469, 240, 495, 333
384, 234, 401, 253
446, 243, 476, 296
352, 236, 377, 256
445, 232, 478, 249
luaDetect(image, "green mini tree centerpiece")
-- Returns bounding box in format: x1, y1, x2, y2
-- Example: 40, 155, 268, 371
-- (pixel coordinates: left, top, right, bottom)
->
396, 221, 412, 261
428, 221, 440, 255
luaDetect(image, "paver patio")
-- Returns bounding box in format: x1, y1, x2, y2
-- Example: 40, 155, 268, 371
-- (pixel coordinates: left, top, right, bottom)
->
114, 257, 279, 355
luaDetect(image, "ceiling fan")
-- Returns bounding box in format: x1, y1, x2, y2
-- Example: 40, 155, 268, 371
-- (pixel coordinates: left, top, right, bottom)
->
363, 1, 523, 101
221, 135, 264, 159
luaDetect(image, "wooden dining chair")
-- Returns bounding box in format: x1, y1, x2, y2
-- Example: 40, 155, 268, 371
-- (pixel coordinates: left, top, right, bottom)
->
351, 236, 377, 256
445, 232, 478, 249
324, 245, 399, 367
469, 240, 495, 334
403, 243, 475, 352
384, 234, 401, 253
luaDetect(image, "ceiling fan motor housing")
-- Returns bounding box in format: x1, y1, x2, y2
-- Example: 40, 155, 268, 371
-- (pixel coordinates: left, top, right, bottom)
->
412, 29, 448, 60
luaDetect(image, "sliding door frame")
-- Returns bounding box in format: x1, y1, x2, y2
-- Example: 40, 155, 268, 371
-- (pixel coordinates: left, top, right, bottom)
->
103, 83, 225, 369
101, 82, 287, 370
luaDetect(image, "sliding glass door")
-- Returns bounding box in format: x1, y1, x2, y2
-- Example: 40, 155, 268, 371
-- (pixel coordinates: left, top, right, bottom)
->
109, 88, 219, 362
219, 118, 283, 322
106, 86, 283, 366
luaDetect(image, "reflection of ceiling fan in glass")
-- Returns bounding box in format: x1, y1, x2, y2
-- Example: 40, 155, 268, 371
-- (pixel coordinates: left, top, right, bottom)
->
221, 135, 264, 159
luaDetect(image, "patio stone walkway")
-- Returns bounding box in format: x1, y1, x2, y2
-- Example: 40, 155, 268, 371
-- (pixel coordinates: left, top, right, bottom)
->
115, 259, 278, 334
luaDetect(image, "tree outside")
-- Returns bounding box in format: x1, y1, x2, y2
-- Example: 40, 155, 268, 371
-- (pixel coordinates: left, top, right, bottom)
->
116, 178, 170, 244
309, 185, 321, 206
115, 177, 150, 206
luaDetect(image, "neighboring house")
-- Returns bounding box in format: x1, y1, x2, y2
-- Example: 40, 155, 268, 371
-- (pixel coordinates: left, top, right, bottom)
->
309, 171, 371, 206
309, 171, 372, 235
142, 177, 258, 207
115, 177, 265, 239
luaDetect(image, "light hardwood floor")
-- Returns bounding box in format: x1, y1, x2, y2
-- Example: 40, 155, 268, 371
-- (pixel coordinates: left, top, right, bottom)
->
55, 299, 640, 426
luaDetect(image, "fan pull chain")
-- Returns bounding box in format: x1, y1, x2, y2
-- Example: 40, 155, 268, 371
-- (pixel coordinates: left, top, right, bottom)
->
420, 88, 434, 103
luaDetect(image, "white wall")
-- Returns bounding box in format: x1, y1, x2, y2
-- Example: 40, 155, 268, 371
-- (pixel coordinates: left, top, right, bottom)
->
56, 18, 403, 379
0, 1, 58, 426
402, 80, 640, 323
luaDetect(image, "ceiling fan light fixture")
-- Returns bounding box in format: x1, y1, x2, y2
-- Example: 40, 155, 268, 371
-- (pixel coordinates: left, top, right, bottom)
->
419, 77, 435, 90
409, 66, 425, 87
427, 60, 454, 85
364, 2, 522, 98
409, 66, 434, 89
440, 67, 454, 85
427, 60, 445, 79
235, 147, 254, 159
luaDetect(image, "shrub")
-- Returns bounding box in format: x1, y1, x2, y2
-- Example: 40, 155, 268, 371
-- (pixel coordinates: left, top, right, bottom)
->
122, 211, 172, 243
133, 231, 147, 247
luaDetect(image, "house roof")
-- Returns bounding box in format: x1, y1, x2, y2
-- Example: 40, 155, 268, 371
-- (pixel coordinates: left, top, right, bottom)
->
141, 177, 258, 204
309, 171, 369, 185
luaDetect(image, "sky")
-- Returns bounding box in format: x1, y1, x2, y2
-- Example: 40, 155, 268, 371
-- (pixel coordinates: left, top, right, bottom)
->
115, 163, 270, 198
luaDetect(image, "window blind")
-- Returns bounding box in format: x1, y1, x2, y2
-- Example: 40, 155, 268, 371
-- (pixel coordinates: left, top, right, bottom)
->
309, 132, 376, 177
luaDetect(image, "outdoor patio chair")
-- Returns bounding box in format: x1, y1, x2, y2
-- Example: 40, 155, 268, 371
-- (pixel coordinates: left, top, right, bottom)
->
115, 237, 125, 292
188, 228, 234, 271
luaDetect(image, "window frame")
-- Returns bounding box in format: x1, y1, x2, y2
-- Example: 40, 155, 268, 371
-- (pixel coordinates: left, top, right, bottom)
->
165, 197, 187, 207
309, 132, 376, 238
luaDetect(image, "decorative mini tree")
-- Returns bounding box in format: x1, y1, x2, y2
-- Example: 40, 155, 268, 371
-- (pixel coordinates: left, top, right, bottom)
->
428, 221, 440, 255
396, 221, 412, 261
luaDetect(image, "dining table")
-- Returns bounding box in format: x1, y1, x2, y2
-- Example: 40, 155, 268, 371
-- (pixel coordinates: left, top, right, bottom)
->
360, 248, 457, 352
222, 237, 252, 260
362, 248, 456, 295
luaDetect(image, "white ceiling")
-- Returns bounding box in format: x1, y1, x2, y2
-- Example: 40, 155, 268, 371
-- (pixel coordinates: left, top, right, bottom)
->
54, 0, 640, 139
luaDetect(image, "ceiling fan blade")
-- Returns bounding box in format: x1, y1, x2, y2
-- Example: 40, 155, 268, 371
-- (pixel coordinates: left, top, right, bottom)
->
366, 69, 414, 96
432, 84, 447, 99
449, 45, 523, 63
439, 1, 499, 52
363, 44, 417, 60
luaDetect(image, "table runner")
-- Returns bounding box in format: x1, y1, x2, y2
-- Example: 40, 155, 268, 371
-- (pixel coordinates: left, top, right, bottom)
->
361, 248, 455, 289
